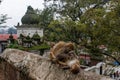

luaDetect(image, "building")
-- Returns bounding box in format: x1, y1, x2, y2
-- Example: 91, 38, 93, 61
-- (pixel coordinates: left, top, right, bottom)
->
16, 24, 43, 38
0, 34, 17, 40
79, 54, 91, 61
79, 53, 91, 66
0, 34, 17, 53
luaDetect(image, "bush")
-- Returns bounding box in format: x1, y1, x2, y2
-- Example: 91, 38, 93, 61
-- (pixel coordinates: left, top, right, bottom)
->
30, 43, 50, 50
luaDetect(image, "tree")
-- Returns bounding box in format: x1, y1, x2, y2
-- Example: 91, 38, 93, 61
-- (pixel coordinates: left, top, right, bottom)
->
38, 6, 54, 30
0, 1, 11, 25
8, 27, 17, 34
44, 0, 110, 21
32, 32, 41, 44
45, 20, 65, 41
80, 1, 120, 62
43, 0, 120, 63
37, 7, 55, 41
0, 14, 10, 25
43, 0, 109, 41
0, 0, 2, 4
101, 2, 120, 63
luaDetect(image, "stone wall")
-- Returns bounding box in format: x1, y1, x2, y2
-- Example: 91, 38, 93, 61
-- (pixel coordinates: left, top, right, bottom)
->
0, 49, 112, 80
0, 57, 34, 80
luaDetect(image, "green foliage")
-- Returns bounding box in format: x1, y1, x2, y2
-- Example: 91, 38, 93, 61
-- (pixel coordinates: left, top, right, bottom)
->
26, 6, 35, 14
30, 43, 50, 50
8, 43, 22, 49
0, 14, 10, 25
42, 0, 120, 61
32, 32, 41, 40
44, 0, 110, 21
45, 20, 65, 41
20, 34, 24, 38
38, 7, 54, 29
8, 42, 50, 51
26, 35, 31, 40
3, 0, 119, 62
8, 27, 17, 34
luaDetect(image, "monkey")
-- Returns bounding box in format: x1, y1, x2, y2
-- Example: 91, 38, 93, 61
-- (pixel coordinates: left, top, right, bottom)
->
49, 42, 55, 48
56, 54, 80, 74
56, 52, 80, 74
49, 41, 74, 60
49, 41, 80, 74
49, 41, 66, 60
67, 58, 80, 74
64, 42, 75, 53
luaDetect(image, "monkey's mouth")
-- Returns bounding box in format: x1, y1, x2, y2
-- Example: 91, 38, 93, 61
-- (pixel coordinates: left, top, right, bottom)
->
68, 60, 80, 74
71, 67, 80, 74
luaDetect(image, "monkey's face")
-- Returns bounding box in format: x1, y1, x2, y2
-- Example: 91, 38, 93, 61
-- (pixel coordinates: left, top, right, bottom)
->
68, 59, 80, 74
70, 64, 80, 74
56, 53, 69, 62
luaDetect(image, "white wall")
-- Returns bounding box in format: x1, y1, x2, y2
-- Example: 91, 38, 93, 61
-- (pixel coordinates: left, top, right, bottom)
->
17, 27, 43, 37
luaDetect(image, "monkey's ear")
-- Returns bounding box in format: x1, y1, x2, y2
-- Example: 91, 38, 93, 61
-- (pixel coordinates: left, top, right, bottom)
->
50, 42, 55, 48
65, 42, 75, 50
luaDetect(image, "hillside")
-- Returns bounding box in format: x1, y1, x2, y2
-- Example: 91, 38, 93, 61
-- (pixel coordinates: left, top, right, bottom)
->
0, 26, 17, 34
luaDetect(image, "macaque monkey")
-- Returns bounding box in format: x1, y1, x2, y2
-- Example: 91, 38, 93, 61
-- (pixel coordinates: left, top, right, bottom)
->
57, 52, 80, 74
49, 41, 80, 74
49, 41, 74, 60
67, 59, 80, 74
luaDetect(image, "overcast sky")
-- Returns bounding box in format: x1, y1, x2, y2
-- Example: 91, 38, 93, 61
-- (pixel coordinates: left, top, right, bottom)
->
0, 0, 44, 27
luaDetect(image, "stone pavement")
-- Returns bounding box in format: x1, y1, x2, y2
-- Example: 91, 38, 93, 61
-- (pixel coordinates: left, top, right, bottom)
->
100, 77, 114, 80
100, 76, 120, 80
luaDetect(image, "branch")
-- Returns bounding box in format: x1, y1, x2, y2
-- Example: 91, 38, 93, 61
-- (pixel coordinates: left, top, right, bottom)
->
101, 51, 120, 65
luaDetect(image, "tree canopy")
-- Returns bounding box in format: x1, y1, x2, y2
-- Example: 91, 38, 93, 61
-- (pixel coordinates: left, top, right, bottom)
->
19, 0, 120, 62
41, 0, 120, 62
0, 1, 11, 25
0, 14, 10, 25
44, 0, 110, 21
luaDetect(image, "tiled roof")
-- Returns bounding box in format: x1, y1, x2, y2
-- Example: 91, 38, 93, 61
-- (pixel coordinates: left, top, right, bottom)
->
0, 34, 18, 41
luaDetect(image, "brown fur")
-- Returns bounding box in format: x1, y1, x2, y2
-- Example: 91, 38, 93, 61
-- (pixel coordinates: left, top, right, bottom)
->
49, 41, 80, 74
49, 41, 74, 60
69, 59, 80, 74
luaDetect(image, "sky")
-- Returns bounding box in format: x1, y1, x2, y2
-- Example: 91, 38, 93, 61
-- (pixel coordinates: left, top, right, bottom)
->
0, 0, 44, 27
